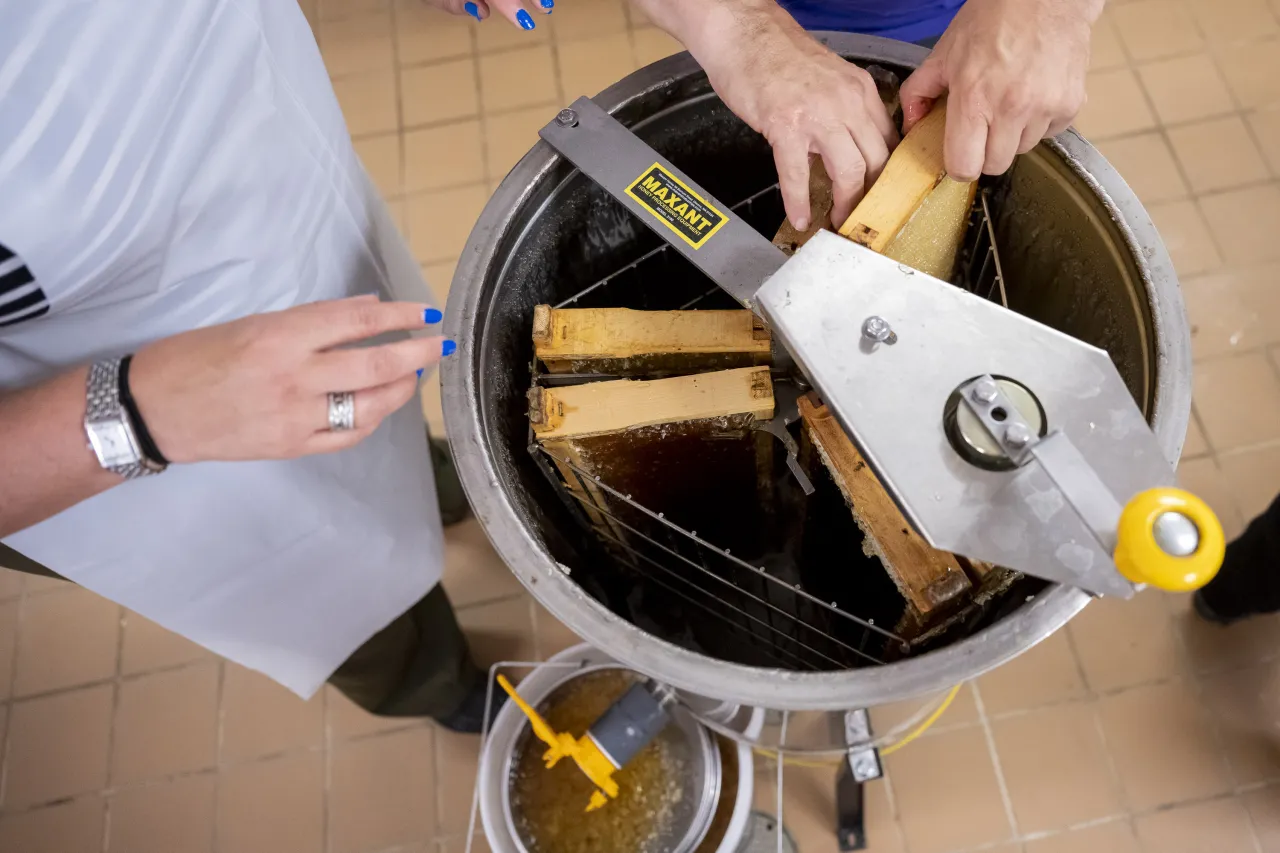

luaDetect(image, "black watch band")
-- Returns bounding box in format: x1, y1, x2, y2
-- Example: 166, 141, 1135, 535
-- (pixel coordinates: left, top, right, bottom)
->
118, 355, 171, 467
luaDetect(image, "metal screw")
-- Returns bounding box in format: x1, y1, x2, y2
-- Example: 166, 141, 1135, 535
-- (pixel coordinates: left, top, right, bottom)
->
1153, 511, 1200, 557
1004, 422, 1033, 449
555, 108, 579, 127
852, 756, 878, 781
862, 315, 897, 344
972, 378, 999, 403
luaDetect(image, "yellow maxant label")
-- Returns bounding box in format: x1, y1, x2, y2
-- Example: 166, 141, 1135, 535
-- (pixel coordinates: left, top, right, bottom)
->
625, 163, 728, 250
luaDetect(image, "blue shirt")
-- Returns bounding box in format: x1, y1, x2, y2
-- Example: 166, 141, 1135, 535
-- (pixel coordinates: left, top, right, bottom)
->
778, 0, 963, 43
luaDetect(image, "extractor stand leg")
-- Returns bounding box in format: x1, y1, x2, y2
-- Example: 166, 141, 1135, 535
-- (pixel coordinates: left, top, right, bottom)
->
835, 709, 882, 852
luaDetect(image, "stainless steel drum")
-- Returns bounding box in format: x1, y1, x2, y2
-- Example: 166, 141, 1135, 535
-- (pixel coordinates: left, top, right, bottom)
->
441, 34, 1191, 715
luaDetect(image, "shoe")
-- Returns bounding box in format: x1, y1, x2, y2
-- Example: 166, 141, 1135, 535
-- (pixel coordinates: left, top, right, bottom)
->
1193, 588, 1244, 626
434, 676, 509, 735
429, 434, 471, 527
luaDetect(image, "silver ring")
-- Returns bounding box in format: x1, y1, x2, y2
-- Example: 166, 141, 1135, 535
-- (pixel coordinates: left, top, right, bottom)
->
327, 391, 356, 432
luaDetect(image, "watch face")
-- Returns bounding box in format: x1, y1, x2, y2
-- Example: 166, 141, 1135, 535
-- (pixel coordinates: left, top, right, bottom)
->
86, 418, 141, 468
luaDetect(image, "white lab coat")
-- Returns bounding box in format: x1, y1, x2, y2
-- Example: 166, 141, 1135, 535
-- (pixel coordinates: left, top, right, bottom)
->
0, 0, 444, 697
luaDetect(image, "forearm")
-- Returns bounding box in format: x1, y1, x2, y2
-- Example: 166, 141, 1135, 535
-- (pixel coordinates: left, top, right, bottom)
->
629, 0, 801, 74
0, 367, 121, 537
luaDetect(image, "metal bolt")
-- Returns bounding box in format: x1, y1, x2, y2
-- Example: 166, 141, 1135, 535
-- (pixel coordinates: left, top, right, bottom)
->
862, 315, 897, 344
972, 378, 1000, 403
1004, 422, 1033, 449
1153, 511, 1200, 557
852, 756, 878, 781
555, 108, 579, 127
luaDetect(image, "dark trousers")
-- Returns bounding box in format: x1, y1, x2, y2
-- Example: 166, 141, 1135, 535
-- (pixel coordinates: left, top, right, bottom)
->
0, 540, 475, 718
1199, 493, 1280, 619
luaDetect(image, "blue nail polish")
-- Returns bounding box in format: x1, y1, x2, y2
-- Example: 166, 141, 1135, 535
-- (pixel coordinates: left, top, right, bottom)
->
516, 9, 535, 29
540, 0, 554, 8
442, 339, 457, 357
416, 368, 424, 378
424, 307, 443, 324
464, 2, 481, 20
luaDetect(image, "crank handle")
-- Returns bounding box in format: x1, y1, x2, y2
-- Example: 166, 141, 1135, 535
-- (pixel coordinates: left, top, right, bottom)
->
1114, 487, 1225, 592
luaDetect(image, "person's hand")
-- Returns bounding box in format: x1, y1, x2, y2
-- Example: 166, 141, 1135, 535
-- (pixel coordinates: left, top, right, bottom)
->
696, 5, 899, 230
421, 0, 553, 30
900, 0, 1102, 180
129, 296, 452, 463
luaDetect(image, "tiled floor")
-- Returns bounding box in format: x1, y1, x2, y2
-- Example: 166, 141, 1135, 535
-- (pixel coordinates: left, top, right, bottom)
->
2, 0, 1280, 851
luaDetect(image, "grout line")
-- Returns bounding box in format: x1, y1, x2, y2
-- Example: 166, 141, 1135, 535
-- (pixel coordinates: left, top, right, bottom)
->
322, 683, 333, 853
970, 683, 1022, 844
0, 581, 26, 810
99, 604, 127, 853
211, 659, 226, 853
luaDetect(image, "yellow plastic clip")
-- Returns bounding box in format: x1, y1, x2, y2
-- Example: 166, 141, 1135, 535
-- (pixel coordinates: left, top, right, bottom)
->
496, 674, 621, 812
1114, 487, 1225, 592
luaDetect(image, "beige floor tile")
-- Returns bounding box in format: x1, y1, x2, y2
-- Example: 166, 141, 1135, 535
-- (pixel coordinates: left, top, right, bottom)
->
1023, 820, 1142, 853
4, 685, 113, 809
120, 612, 211, 676
558, 33, 637, 98
354, 132, 402, 198
112, 664, 218, 785
1202, 662, 1280, 785
326, 684, 427, 739
1177, 601, 1280, 673
870, 682, 980, 734
781, 763, 904, 853
402, 58, 480, 127
0, 599, 16, 701
23, 572, 70, 594
320, 12, 394, 78
1242, 785, 1280, 850
404, 120, 485, 192
13, 587, 118, 697
1183, 410, 1210, 457
0, 567, 23, 600
0, 797, 104, 853
221, 663, 324, 763
441, 836, 492, 853
1111, 0, 1204, 61
441, 517, 526, 608
456, 595, 538, 665
484, 105, 553, 181
1097, 679, 1231, 810
992, 701, 1125, 833
1175, 457, 1245, 539
1077, 68, 1158, 139
1069, 589, 1180, 693
108, 774, 216, 853
478, 45, 557, 113
633, 26, 685, 67
435, 727, 481, 837
475, 14, 548, 52
1194, 351, 1280, 450
1090, 13, 1126, 71
333, 69, 399, 136
218, 752, 325, 853
423, 258, 458, 304
978, 630, 1087, 715
404, 183, 489, 263
1188, 0, 1280, 43
1250, 107, 1280, 174
1217, 38, 1280, 108
1137, 54, 1235, 125
1200, 183, 1280, 265
1169, 115, 1270, 193
550, 0, 628, 41
1134, 797, 1258, 852
320, 0, 388, 21
1098, 132, 1188, 203
394, 1, 473, 66
421, 368, 445, 435
885, 726, 1012, 853
532, 601, 585, 660
1183, 263, 1280, 359
1147, 199, 1222, 276
330, 727, 436, 853
1219, 444, 1280, 519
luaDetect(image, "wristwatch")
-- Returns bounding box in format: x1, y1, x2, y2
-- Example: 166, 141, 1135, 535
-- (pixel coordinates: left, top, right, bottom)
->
84, 356, 169, 479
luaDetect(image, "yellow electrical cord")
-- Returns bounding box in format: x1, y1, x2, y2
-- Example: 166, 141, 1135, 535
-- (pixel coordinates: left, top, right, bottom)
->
752, 682, 964, 768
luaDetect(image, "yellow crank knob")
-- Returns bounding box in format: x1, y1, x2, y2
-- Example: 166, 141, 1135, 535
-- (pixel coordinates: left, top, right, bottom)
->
1114, 487, 1225, 592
